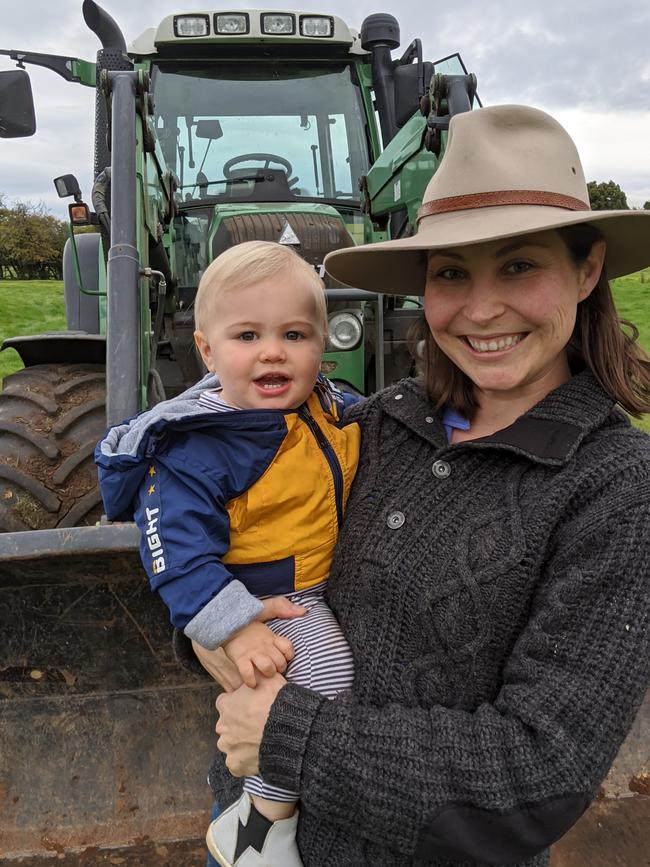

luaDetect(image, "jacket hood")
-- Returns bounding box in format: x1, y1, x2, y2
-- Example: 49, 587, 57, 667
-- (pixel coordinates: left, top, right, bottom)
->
95, 373, 220, 519
97, 373, 219, 462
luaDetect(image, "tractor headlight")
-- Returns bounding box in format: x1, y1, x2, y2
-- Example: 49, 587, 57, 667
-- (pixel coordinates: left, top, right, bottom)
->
300, 16, 333, 37
174, 15, 210, 37
261, 13, 295, 34
215, 14, 249, 34
327, 312, 362, 351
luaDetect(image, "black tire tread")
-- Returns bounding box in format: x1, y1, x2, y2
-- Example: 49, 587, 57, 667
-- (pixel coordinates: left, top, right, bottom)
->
0, 364, 107, 531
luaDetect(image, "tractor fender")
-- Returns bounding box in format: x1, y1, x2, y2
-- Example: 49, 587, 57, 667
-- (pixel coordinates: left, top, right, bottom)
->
2, 333, 105, 367
62, 231, 104, 333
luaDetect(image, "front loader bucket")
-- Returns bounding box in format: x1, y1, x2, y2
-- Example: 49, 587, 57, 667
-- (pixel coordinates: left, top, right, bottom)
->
0, 525, 217, 862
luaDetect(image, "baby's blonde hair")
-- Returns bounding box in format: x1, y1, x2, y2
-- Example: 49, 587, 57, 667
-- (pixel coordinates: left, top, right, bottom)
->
194, 240, 328, 336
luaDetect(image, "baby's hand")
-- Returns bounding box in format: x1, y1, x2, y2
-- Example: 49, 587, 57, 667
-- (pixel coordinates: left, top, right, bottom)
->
258, 595, 308, 622
222, 621, 295, 688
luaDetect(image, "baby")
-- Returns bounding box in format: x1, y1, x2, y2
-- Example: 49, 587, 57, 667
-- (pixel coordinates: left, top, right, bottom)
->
96, 240, 361, 867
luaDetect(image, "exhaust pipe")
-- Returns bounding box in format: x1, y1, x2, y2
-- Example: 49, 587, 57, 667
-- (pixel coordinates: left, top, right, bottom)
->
82, 0, 132, 180
360, 14, 400, 147
82, 0, 127, 51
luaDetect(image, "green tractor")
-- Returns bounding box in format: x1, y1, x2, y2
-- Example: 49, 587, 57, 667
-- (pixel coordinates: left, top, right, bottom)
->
0, 2, 478, 859
1, 2, 645, 864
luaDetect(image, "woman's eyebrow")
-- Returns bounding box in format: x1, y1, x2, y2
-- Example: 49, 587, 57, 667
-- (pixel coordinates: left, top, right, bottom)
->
494, 240, 552, 257
427, 249, 465, 262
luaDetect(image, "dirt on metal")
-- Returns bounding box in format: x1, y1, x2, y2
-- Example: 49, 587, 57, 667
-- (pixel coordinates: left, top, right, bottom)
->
6, 838, 208, 866
551, 795, 650, 867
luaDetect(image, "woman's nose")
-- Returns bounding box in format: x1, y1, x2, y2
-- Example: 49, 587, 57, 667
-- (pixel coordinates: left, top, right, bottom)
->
464, 278, 507, 324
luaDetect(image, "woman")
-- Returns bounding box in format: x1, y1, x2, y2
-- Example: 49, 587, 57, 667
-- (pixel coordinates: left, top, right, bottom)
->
195, 105, 650, 867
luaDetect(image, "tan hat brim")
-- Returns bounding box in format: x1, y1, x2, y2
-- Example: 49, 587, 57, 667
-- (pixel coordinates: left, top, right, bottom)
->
324, 207, 650, 295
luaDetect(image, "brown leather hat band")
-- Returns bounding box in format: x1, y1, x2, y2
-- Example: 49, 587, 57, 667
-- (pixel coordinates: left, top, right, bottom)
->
417, 190, 590, 223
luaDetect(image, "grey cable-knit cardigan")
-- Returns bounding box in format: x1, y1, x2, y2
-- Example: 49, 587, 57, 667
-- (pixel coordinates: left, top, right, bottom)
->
206, 369, 650, 867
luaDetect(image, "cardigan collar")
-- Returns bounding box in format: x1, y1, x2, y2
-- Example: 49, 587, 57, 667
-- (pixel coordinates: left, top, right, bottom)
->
380, 369, 619, 466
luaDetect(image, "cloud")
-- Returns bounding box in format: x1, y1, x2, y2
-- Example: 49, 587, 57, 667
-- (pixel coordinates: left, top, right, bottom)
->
2, 0, 649, 215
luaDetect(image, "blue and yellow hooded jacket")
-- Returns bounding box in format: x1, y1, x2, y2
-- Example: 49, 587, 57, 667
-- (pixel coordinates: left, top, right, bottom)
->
95, 374, 361, 650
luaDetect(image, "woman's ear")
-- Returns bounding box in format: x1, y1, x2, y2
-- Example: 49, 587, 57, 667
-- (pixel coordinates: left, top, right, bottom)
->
578, 239, 607, 302
194, 330, 215, 372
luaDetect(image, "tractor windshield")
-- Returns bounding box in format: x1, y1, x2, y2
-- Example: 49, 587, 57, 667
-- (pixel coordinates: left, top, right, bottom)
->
152, 62, 370, 205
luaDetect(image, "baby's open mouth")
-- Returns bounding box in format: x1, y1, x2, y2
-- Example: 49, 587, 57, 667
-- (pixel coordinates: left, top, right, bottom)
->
254, 374, 290, 390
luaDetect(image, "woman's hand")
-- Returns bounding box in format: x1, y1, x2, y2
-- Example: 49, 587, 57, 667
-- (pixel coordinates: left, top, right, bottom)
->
257, 594, 308, 622
192, 641, 243, 692
215, 672, 286, 776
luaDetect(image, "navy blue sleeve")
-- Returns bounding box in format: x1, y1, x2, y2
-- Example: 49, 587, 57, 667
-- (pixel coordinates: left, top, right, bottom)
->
133, 455, 234, 629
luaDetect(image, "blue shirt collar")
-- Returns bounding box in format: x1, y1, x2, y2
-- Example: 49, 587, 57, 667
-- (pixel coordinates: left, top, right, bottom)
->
442, 405, 470, 442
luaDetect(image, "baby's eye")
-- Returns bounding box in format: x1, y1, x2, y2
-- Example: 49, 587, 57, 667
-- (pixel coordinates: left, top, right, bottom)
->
238, 331, 257, 341
285, 330, 304, 341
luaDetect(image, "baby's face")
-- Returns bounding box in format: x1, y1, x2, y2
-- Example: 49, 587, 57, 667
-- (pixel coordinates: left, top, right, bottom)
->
195, 270, 325, 410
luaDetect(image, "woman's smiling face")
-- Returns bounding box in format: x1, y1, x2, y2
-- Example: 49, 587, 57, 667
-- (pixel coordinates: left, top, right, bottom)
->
423, 230, 606, 404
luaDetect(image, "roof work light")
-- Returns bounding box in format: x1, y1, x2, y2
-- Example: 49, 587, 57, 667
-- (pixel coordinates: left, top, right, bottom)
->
215, 14, 249, 34
174, 15, 210, 37
261, 13, 295, 34
300, 16, 333, 37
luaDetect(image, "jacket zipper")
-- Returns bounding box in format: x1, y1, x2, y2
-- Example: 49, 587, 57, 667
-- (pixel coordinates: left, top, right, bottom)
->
298, 406, 344, 528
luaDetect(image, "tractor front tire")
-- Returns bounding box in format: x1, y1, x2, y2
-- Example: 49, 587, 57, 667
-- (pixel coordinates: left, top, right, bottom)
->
0, 363, 107, 532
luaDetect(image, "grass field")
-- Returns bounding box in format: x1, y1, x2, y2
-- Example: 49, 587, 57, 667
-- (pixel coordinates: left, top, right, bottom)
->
1, 275, 649, 431
0, 280, 67, 385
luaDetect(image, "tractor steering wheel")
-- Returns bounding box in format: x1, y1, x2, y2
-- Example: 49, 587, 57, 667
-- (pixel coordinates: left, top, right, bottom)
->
223, 153, 298, 189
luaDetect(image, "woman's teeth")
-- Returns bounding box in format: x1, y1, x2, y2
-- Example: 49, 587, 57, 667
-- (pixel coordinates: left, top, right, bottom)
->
466, 334, 524, 353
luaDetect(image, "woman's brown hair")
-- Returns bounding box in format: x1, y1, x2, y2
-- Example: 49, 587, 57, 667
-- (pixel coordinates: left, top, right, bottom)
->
413, 224, 650, 418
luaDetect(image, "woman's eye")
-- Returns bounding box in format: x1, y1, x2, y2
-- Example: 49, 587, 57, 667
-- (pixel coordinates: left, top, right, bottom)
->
435, 267, 465, 281
506, 260, 533, 275
238, 331, 257, 341
285, 330, 304, 341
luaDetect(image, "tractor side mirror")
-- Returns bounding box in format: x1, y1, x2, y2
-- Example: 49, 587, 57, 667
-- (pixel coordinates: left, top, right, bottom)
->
0, 69, 36, 138
53, 174, 92, 226
394, 62, 433, 128
54, 174, 83, 201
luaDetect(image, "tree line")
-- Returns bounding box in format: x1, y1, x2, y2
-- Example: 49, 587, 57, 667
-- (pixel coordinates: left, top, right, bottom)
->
587, 180, 650, 212
0, 182, 648, 280
0, 195, 67, 280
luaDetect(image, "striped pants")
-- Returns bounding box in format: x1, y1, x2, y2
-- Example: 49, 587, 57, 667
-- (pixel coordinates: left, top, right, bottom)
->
243, 583, 354, 802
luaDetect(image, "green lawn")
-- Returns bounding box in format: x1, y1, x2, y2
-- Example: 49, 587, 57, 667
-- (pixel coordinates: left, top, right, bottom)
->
1, 274, 649, 431
610, 271, 650, 433
0, 280, 67, 385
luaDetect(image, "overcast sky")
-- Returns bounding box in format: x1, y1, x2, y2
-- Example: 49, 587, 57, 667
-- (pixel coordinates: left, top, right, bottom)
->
2, 0, 649, 217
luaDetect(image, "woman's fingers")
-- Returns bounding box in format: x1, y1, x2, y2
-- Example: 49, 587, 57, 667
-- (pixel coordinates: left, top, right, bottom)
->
192, 641, 244, 692
259, 595, 308, 621
215, 674, 286, 776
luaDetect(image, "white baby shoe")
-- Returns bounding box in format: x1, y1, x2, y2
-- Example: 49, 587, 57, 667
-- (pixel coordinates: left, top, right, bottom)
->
206, 792, 304, 867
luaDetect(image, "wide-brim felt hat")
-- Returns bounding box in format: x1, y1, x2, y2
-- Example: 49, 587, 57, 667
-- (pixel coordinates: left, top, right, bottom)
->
324, 105, 650, 294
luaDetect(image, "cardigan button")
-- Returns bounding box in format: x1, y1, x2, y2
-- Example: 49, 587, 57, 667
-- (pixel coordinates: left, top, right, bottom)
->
387, 510, 405, 529
425, 416, 434, 423
432, 459, 451, 479
394, 393, 403, 400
